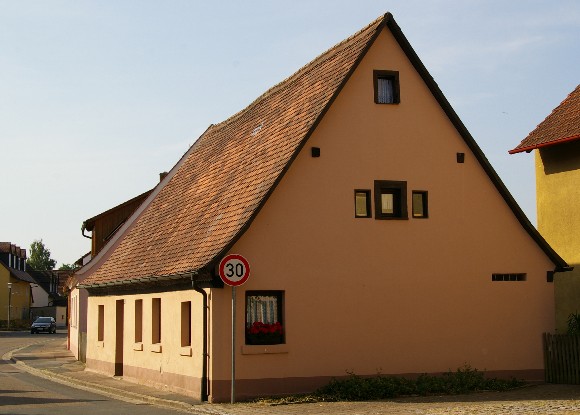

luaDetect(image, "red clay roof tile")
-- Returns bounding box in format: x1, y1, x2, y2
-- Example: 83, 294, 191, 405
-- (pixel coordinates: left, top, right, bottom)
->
82, 15, 385, 286
510, 84, 580, 153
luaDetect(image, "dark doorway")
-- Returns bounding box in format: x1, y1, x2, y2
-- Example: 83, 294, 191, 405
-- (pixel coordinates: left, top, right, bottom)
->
115, 300, 124, 376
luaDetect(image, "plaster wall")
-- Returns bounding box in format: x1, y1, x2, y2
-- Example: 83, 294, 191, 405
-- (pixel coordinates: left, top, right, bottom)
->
69, 287, 88, 360
1, 266, 31, 323
31, 285, 49, 307
536, 142, 580, 332
69, 288, 81, 359
86, 289, 205, 399
207, 27, 556, 401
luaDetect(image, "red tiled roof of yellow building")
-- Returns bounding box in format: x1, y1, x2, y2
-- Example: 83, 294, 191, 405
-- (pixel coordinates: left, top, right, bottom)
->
510, 84, 580, 154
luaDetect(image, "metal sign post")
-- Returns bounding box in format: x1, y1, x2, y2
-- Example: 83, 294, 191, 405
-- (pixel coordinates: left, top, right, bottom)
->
231, 286, 236, 403
219, 254, 251, 405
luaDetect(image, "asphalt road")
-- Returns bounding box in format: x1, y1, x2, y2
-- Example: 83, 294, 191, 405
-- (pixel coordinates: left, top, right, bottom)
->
0, 331, 185, 415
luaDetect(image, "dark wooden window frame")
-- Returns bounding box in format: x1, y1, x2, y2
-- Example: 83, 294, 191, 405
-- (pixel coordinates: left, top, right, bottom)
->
373, 70, 400, 104
412, 190, 429, 219
492, 273, 527, 282
152, 297, 161, 344
245, 290, 285, 345
134, 299, 143, 343
97, 304, 105, 342
354, 189, 372, 218
181, 301, 191, 347
374, 180, 408, 220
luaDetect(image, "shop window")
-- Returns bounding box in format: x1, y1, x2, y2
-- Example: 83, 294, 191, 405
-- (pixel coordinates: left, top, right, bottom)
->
245, 291, 284, 345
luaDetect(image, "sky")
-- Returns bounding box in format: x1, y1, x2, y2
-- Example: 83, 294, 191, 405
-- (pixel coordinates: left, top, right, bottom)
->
0, 1, 578, 267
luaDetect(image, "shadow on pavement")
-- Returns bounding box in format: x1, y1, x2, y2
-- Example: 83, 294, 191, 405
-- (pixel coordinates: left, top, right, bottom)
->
0, 396, 104, 406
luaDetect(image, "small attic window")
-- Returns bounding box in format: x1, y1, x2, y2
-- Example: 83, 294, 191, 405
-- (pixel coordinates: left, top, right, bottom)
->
251, 123, 263, 136
374, 70, 400, 104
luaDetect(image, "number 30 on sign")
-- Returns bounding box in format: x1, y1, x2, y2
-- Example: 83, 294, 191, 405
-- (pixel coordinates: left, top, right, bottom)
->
219, 254, 251, 286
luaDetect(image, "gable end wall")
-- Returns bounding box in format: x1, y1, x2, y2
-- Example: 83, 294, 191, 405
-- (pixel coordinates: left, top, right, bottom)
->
208, 27, 556, 402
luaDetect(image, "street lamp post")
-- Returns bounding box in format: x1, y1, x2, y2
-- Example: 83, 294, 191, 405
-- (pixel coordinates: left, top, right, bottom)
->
7, 282, 12, 331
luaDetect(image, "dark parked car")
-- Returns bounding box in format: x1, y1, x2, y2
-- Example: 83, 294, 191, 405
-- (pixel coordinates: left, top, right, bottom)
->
31, 317, 57, 334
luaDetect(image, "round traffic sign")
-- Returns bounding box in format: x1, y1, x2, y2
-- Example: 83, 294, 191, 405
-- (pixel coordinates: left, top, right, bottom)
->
219, 254, 251, 286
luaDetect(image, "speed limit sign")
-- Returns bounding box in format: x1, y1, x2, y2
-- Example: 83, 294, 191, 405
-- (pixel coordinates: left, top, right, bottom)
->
219, 254, 251, 286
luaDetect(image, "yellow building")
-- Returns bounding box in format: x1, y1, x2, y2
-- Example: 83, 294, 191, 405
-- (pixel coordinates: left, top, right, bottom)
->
0, 242, 33, 327
511, 85, 580, 332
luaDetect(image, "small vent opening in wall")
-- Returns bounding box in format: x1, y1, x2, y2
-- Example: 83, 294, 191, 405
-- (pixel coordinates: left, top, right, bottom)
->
492, 273, 527, 282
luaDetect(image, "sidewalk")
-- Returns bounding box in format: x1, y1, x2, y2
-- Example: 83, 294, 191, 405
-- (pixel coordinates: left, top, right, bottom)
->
7, 337, 580, 414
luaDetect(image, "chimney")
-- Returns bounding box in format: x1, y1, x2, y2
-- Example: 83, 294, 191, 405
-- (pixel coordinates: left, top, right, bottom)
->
159, 172, 169, 182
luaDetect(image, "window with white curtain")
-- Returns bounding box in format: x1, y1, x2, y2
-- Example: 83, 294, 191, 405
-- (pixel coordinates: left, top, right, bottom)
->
373, 70, 400, 104
245, 291, 284, 345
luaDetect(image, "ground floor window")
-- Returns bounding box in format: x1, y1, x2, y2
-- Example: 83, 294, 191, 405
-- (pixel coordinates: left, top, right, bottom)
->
245, 291, 284, 345
181, 301, 191, 347
135, 299, 143, 343
97, 305, 104, 341
152, 298, 161, 344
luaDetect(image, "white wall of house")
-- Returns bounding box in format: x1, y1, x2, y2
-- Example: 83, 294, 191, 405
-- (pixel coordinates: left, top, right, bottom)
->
31, 284, 50, 307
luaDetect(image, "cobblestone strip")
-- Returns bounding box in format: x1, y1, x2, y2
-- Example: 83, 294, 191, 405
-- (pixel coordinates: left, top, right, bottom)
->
207, 399, 580, 415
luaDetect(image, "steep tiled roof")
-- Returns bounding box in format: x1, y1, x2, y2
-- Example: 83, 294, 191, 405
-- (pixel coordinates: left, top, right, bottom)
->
81, 13, 568, 289
510, 85, 580, 154
82, 15, 385, 287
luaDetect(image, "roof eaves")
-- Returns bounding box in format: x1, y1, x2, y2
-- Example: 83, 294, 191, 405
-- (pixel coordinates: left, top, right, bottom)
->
509, 134, 580, 154
78, 270, 204, 289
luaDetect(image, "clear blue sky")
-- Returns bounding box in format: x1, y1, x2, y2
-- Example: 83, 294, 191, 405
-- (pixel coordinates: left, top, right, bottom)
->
1, 1, 578, 266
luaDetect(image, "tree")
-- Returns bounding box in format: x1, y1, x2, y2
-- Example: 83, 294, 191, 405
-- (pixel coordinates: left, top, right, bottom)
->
58, 263, 79, 271
27, 239, 56, 271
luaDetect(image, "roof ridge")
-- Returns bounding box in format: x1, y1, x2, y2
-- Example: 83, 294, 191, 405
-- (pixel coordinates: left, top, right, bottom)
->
210, 14, 386, 130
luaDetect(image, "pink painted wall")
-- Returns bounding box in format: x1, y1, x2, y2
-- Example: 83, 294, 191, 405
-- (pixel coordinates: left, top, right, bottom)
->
208, 27, 555, 401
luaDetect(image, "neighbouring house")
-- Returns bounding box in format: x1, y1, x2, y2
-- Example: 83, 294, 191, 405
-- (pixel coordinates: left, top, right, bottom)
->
510, 84, 580, 332
68, 188, 153, 361
0, 242, 33, 327
77, 13, 569, 402
28, 269, 71, 328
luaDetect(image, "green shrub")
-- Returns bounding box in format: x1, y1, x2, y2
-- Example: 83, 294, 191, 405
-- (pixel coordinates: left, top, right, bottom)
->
568, 312, 580, 335
315, 365, 525, 401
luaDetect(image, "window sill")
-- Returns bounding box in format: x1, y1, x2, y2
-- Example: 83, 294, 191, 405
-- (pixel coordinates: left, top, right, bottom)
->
133, 342, 143, 351
150, 344, 162, 353
180, 346, 192, 357
241, 344, 289, 355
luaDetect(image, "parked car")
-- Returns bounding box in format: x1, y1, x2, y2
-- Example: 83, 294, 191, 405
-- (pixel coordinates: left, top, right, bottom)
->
31, 317, 57, 334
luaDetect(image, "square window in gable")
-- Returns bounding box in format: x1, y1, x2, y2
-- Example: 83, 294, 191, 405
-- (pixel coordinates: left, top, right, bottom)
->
374, 180, 407, 220
374, 70, 400, 104
412, 191, 429, 218
354, 189, 371, 218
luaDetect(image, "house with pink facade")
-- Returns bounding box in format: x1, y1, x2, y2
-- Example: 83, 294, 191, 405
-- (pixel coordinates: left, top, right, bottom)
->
78, 13, 568, 402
